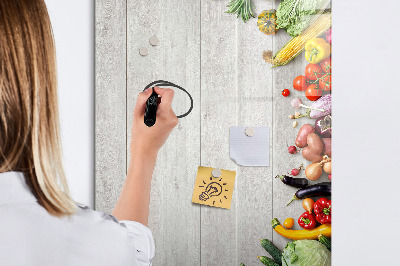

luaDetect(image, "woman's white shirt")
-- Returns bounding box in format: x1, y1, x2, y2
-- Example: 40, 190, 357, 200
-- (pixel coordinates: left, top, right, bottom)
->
0, 171, 155, 266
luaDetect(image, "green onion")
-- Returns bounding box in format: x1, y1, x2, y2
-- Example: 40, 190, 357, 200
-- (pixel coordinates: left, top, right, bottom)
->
226, 0, 256, 23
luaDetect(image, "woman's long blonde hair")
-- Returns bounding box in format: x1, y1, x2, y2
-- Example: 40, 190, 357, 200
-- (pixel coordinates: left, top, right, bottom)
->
0, 0, 76, 216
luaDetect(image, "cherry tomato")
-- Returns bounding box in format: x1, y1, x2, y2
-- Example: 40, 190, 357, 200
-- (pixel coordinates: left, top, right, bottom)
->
305, 63, 323, 81
293, 75, 308, 91
283, 217, 294, 229
282, 89, 290, 97
318, 74, 331, 91
320, 57, 331, 73
305, 84, 322, 101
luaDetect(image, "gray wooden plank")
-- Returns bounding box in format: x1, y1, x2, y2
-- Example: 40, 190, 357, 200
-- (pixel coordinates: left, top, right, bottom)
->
200, 1, 238, 265
235, 0, 274, 264
272, 0, 331, 250
95, 0, 126, 213
126, 1, 201, 265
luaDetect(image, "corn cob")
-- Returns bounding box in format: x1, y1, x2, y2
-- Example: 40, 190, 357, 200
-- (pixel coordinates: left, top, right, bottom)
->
264, 13, 331, 67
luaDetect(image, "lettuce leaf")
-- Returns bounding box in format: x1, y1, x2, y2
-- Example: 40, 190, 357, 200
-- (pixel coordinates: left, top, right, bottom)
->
276, 0, 330, 37
282, 240, 331, 266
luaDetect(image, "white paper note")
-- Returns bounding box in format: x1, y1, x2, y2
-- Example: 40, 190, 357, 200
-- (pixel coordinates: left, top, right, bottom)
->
230, 126, 269, 167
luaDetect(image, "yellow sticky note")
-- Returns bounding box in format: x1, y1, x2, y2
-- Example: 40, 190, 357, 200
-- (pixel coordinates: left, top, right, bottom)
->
192, 166, 236, 209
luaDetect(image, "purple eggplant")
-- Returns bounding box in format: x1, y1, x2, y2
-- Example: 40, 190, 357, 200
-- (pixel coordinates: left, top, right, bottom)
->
315, 115, 331, 138
276, 175, 309, 188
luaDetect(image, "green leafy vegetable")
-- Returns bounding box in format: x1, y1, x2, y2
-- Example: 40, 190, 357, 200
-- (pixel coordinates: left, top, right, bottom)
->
284, 242, 298, 264
226, 0, 256, 23
276, 0, 330, 37
282, 240, 331, 266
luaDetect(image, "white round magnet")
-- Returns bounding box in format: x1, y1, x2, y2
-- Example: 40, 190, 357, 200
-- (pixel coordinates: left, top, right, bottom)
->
149, 36, 159, 46
245, 127, 255, 137
139, 47, 149, 56
211, 168, 222, 178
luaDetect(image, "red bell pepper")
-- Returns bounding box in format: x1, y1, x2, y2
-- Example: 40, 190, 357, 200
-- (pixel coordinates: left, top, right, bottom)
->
314, 198, 331, 224
298, 212, 317, 229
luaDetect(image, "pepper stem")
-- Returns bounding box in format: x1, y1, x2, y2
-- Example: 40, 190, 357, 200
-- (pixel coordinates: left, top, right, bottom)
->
308, 48, 320, 62
323, 205, 331, 215
301, 217, 310, 225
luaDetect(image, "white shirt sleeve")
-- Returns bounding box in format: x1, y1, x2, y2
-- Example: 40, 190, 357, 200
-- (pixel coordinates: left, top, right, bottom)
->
119, 220, 155, 265
77, 204, 156, 266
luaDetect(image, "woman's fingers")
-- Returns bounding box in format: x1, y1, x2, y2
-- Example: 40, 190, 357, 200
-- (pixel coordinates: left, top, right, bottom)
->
134, 87, 177, 125
133, 88, 152, 118
153, 87, 178, 126
154, 87, 175, 108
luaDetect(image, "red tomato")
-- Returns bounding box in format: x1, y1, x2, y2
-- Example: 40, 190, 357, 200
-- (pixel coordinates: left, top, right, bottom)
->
293, 75, 308, 91
320, 57, 331, 73
282, 89, 290, 97
319, 74, 331, 91
305, 64, 323, 81
305, 84, 322, 101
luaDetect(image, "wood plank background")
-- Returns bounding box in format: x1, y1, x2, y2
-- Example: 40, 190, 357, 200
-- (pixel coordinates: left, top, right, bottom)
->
95, 0, 330, 265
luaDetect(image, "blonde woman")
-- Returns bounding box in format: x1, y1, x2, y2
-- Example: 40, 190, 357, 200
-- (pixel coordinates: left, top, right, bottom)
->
0, 0, 178, 265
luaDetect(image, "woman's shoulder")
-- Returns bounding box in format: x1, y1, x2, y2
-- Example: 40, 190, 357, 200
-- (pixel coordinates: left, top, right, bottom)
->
71, 203, 136, 241
74, 203, 154, 249
74, 203, 120, 224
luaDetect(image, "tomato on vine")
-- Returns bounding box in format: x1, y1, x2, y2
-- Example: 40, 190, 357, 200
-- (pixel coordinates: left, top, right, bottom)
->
305, 63, 323, 81
320, 57, 331, 73
282, 89, 290, 97
318, 74, 331, 91
293, 75, 308, 91
305, 84, 322, 101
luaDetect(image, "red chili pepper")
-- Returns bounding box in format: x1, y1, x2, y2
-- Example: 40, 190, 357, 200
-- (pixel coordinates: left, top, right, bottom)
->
314, 198, 331, 224
298, 212, 317, 229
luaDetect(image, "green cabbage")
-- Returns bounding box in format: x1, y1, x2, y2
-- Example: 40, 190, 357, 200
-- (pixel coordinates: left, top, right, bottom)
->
282, 240, 331, 266
276, 0, 330, 37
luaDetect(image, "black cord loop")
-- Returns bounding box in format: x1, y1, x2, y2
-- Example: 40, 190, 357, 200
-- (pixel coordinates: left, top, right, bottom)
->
143, 80, 193, 118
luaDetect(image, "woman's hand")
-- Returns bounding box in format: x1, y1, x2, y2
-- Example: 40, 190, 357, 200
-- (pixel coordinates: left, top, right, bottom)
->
112, 87, 178, 225
130, 87, 178, 158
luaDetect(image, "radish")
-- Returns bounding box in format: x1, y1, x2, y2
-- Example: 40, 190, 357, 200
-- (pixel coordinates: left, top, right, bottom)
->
291, 168, 300, 176
288, 146, 298, 154
291, 164, 303, 176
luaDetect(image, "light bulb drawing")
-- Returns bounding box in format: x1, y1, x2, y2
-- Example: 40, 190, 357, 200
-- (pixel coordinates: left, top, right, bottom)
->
197, 175, 229, 206
199, 182, 222, 201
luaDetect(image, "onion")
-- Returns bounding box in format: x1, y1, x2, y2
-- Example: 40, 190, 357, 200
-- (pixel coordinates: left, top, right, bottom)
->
315, 115, 332, 138
305, 163, 323, 181
310, 94, 331, 119
323, 161, 332, 174
302, 198, 315, 214
291, 97, 324, 111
